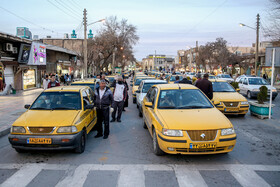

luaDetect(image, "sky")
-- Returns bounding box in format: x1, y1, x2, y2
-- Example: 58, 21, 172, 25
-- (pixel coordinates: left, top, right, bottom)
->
0, 0, 273, 60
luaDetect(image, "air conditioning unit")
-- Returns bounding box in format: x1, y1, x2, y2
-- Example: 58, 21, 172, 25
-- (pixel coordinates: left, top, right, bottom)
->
12, 47, 18, 54
5, 43, 13, 52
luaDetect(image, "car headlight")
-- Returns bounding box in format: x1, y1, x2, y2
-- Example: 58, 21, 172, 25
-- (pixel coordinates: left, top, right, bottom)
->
11, 126, 26, 133
162, 128, 183, 137
221, 128, 235, 136
57, 126, 77, 133
240, 101, 248, 105
252, 89, 259, 92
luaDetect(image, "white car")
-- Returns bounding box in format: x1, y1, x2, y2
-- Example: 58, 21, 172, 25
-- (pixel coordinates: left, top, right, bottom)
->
238, 76, 278, 100
217, 74, 234, 83
235, 75, 256, 83
135, 79, 167, 117
185, 72, 195, 79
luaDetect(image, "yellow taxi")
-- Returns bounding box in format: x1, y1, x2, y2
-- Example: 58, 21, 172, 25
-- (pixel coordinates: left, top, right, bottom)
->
8, 86, 97, 153
71, 80, 95, 91
142, 84, 236, 155
132, 77, 154, 103
211, 80, 249, 116
166, 75, 183, 83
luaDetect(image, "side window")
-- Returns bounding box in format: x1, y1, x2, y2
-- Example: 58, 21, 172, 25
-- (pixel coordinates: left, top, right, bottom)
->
243, 78, 248, 85
239, 78, 244, 83
146, 88, 153, 102
82, 90, 90, 109
86, 89, 94, 103
151, 88, 158, 106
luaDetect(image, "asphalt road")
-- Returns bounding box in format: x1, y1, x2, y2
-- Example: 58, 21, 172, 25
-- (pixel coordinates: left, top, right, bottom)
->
0, 81, 279, 187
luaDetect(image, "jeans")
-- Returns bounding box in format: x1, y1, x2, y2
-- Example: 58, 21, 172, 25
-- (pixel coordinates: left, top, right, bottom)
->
96, 108, 110, 136
112, 101, 124, 120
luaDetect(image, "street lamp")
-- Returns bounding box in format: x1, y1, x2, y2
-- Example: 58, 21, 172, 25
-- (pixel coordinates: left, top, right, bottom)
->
239, 14, 260, 75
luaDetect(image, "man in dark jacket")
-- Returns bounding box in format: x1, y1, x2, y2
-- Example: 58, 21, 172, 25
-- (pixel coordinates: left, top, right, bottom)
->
94, 80, 113, 139
179, 75, 192, 84
195, 73, 213, 100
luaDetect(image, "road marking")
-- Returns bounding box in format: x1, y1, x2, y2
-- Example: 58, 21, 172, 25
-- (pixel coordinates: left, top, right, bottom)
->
0, 164, 279, 187
1, 164, 44, 187
117, 166, 145, 187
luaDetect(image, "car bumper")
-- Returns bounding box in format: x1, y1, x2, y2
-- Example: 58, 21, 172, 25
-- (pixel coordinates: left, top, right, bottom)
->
156, 131, 236, 155
216, 105, 249, 114
8, 131, 82, 151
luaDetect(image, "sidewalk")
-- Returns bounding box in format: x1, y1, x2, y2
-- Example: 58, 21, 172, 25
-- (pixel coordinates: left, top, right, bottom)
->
0, 88, 43, 137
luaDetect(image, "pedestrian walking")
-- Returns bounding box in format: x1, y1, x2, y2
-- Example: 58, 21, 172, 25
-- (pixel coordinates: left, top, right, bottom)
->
111, 76, 127, 122
94, 80, 113, 139
66, 74, 71, 85
179, 75, 192, 84
43, 75, 50, 90
123, 76, 129, 111
174, 76, 180, 83
195, 73, 213, 100
47, 75, 60, 88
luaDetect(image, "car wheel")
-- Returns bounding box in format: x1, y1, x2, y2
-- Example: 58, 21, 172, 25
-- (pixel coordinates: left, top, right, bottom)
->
75, 131, 86, 154
15, 148, 26, 153
272, 97, 276, 101
139, 108, 143, 117
143, 119, 147, 129
133, 98, 136, 104
153, 128, 164, 156
247, 91, 252, 99
238, 114, 246, 117
137, 103, 139, 108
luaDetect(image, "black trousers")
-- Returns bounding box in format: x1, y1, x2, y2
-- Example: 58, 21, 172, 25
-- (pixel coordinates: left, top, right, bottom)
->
112, 101, 124, 120
96, 108, 110, 136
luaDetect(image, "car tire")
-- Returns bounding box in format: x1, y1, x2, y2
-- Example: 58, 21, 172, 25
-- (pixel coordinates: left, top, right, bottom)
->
247, 91, 252, 99
139, 108, 143, 117
153, 128, 164, 156
133, 98, 136, 104
15, 148, 25, 153
143, 119, 147, 129
137, 103, 139, 108
75, 131, 86, 154
238, 114, 246, 117
272, 97, 276, 101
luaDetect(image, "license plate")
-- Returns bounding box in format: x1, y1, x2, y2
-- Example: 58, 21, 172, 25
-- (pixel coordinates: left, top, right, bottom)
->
225, 108, 239, 112
27, 138, 52, 144
190, 143, 216, 149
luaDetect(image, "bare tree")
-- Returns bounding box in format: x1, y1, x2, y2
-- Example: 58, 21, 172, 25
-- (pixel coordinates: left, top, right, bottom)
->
263, 0, 280, 41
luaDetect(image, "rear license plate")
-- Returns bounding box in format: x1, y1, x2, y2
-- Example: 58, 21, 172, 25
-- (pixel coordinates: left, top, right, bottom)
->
225, 108, 239, 112
27, 138, 52, 144
190, 143, 216, 149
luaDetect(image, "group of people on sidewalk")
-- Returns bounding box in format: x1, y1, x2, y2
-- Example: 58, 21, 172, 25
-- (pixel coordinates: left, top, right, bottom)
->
93, 75, 129, 139
43, 73, 72, 90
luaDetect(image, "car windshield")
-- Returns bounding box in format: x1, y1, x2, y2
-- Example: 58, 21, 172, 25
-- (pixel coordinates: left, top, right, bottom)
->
170, 76, 183, 81
142, 82, 167, 93
248, 78, 269, 85
221, 74, 231, 78
30, 92, 81, 110
209, 75, 216, 79
157, 89, 213, 109
212, 82, 235, 92
71, 83, 95, 91
135, 79, 150, 85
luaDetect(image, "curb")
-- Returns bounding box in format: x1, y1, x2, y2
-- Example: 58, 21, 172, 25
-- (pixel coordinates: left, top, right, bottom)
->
0, 126, 10, 138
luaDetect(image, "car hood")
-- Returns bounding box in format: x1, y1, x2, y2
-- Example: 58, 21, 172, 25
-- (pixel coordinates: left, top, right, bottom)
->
213, 92, 247, 102
156, 108, 232, 130
14, 110, 80, 127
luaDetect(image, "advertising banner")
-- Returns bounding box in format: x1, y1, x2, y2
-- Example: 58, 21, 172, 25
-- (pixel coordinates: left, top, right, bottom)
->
28, 42, 46, 65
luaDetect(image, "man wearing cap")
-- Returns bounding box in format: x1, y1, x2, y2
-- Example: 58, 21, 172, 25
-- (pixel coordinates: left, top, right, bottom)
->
93, 79, 114, 139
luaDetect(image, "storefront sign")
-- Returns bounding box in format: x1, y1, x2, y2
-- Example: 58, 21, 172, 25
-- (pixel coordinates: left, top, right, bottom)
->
28, 42, 46, 65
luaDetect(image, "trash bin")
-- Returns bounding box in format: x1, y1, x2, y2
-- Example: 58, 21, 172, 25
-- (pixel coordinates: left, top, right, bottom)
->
12, 89, 16, 94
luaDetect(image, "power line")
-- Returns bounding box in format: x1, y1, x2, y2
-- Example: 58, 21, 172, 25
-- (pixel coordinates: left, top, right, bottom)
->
47, 0, 80, 21
62, 0, 83, 13
69, 0, 84, 10
0, 5, 63, 35
54, 0, 81, 18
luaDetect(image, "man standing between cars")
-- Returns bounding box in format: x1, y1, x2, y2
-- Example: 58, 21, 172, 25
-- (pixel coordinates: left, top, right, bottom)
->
195, 73, 213, 100
47, 75, 60, 88
160, 73, 166, 80
111, 76, 127, 122
94, 80, 113, 139
179, 74, 192, 84
174, 76, 180, 83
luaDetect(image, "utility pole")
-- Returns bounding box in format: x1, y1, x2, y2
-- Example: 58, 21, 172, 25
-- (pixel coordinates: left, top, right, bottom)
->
255, 14, 260, 76
83, 8, 87, 78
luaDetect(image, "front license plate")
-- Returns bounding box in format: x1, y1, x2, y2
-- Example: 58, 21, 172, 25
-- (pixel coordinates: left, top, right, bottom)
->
225, 108, 239, 112
190, 143, 216, 149
27, 138, 52, 144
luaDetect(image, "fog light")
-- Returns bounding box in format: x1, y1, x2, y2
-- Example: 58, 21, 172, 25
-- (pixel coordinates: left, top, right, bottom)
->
62, 139, 70, 143
12, 138, 19, 141
168, 147, 174, 151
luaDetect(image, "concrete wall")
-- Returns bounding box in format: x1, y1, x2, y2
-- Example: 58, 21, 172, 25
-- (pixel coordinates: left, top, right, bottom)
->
42, 39, 83, 55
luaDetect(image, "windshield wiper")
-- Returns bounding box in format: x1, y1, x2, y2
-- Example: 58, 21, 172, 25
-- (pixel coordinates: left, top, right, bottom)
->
177, 106, 212, 109
30, 107, 50, 110
158, 106, 176, 109
51, 107, 76, 110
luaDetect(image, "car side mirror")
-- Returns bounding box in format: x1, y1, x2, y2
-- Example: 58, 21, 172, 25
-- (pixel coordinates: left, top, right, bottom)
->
136, 90, 140, 93
85, 104, 94, 110
24, 104, 31, 109
236, 88, 240, 92
144, 101, 153, 108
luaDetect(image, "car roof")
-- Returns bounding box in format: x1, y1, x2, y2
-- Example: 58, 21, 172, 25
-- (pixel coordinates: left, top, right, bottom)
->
72, 80, 95, 84
142, 80, 167, 83
154, 84, 198, 90
44, 86, 87, 92
210, 79, 227, 82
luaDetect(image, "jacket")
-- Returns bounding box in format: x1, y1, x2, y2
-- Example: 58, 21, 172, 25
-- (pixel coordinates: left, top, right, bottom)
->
47, 81, 60, 88
111, 81, 128, 102
179, 78, 192, 84
94, 87, 113, 109
195, 78, 213, 100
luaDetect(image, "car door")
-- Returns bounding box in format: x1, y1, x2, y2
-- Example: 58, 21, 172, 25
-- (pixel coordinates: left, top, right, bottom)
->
136, 82, 143, 105
238, 78, 244, 94
142, 88, 154, 131
145, 88, 158, 135
242, 78, 249, 95
82, 89, 95, 134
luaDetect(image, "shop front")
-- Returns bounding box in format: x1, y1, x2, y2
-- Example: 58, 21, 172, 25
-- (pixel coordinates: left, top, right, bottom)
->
57, 61, 72, 75
23, 68, 36, 90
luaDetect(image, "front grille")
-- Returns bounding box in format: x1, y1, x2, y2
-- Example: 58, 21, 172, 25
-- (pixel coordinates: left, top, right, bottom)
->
28, 127, 54, 134
187, 130, 217, 141
176, 146, 227, 153
223, 102, 239, 107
